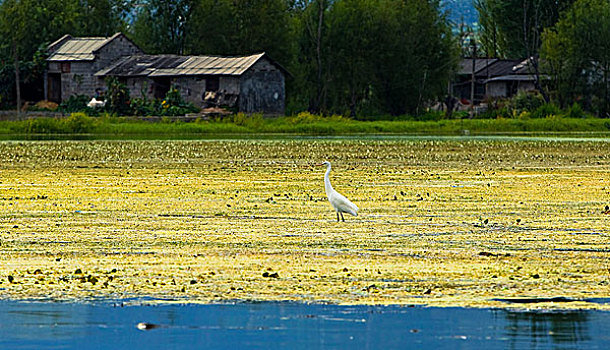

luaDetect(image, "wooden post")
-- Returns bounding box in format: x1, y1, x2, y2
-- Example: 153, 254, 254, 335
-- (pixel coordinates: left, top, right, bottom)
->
470, 38, 476, 119
44, 71, 48, 102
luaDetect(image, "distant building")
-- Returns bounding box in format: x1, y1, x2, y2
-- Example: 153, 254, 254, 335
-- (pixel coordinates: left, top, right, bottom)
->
452, 58, 542, 103
46, 33, 288, 115
95, 53, 287, 115
46, 33, 143, 103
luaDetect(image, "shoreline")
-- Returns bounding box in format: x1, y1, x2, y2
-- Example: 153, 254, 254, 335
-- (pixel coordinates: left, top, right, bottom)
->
1, 115, 610, 137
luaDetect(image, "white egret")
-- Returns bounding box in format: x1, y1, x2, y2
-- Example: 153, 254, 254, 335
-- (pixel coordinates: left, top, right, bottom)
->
320, 161, 359, 222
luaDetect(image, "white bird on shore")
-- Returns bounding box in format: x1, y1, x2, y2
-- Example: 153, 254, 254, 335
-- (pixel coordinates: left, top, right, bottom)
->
320, 161, 358, 222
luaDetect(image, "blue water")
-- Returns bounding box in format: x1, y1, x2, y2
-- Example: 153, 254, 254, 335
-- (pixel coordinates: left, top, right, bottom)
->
0, 301, 609, 349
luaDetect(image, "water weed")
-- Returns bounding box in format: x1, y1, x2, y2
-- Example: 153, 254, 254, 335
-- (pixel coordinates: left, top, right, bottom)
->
0, 139, 609, 308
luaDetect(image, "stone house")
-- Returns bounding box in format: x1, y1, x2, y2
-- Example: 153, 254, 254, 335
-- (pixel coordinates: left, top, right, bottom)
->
452, 58, 540, 103
94, 53, 287, 115
45, 33, 143, 103
46, 33, 288, 115
483, 59, 541, 98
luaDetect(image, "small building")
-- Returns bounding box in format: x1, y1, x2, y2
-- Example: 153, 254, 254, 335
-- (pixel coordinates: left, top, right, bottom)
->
46, 33, 288, 115
45, 33, 143, 102
95, 53, 287, 115
483, 59, 542, 98
452, 58, 539, 103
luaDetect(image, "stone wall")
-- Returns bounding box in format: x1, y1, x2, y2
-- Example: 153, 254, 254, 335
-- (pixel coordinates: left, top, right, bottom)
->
124, 77, 154, 99
53, 61, 96, 100
125, 75, 245, 107
170, 76, 240, 108
93, 35, 142, 73
239, 58, 285, 115
486, 81, 508, 98
486, 80, 536, 99
173, 77, 206, 105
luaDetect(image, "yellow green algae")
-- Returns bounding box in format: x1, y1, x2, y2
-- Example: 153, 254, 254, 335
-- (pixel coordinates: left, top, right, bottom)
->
0, 139, 609, 310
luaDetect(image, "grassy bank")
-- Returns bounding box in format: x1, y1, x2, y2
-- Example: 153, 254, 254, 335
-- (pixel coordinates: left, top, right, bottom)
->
1, 112, 610, 136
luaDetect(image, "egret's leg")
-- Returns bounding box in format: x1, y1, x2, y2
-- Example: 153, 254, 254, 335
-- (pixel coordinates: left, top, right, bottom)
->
340, 213, 345, 222
336, 212, 340, 222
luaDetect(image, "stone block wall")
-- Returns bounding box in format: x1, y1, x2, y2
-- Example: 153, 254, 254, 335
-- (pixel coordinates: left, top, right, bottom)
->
47, 61, 97, 100
173, 76, 240, 108
124, 77, 155, 100
239, 59, 285, 115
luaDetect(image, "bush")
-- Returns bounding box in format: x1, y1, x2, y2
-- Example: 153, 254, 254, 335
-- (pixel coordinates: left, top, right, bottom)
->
530, 103, 561, 119
511, 91, 546, 115
20, 118, 63, 133
58, 95, 90, 113
231, 112, 263, 127
106, 77, 131, 115
287, 111, 325, 124
64, 112, 95, 133
157, 87, 199, 116
417, 111, 444, 121
565, 102, 589, 119
129, 98, 153, 116
475, 97, 511, 119
11, 113, 96, 134
163, 86, 183, 107
284, 112, 352, 125
128, 86, 200, 117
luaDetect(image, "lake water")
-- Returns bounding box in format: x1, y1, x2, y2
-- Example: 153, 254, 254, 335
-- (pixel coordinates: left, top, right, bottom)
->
1, 301, 608, 349
1, 133, 610, 142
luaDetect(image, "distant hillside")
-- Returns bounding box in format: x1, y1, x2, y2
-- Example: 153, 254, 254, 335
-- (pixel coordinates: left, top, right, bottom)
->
442, 0, 478, 28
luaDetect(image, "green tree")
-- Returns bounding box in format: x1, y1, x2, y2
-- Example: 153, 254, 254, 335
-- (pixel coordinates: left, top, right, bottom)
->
542, 0, 610, 116
475, 0, 575, 58
474, 0, 575, 102
373, 0, 458, 116
185, 0, 235, 55
105, 76, 131, 115
77, 0, 131, 36
325, 0, 378, 116
131, 0, 194, 54
0, 0, 129, 107
186, 0, 294, 64
324, 0, 458, 116
473, 0, 503, 57
0, 0, 78, 109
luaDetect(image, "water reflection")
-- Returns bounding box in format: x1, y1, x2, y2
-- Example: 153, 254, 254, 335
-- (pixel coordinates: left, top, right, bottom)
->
499, 310, 591, 349
0, 301, 608, 350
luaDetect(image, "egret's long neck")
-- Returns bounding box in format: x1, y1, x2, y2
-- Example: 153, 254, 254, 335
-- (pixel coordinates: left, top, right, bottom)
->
324, 164, 333, 195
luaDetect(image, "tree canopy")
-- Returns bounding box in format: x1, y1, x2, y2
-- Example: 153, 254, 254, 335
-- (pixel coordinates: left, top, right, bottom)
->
0, 0, 458, 117
0, 0, 129, 104
474, 0, 575, 58
541, 0, 610, 117
131, 0, 193, 54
